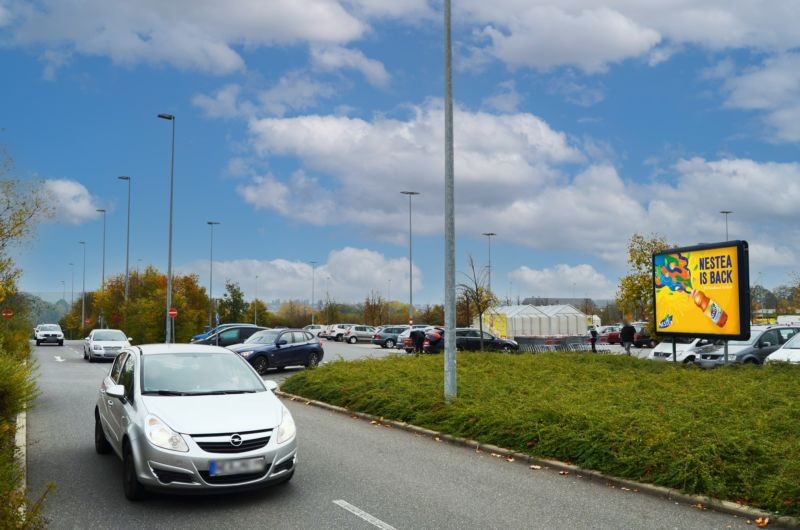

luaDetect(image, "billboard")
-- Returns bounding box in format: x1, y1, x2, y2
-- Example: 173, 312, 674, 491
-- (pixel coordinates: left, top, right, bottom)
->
652, 241, 750, 340
484, 312, 508, 338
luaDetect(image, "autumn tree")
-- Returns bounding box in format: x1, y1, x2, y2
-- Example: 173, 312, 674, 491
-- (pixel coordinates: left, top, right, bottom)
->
616, 233, 672, 336
276, 301, 307, 328
247, 299, 269, 326
218, 280, 247, 323
320, 295, 341, 324
363, 291, 389, 326
458, 255, 498, 351
456, 291, 473, 327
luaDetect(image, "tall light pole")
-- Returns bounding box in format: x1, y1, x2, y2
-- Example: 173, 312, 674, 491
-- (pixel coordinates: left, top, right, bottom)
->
720, 210, 732, 241
158, 112, 176, 343
68, 262, 74, 308
79, 241, 86, 334
118, 176, 131, 301
254, 275, 259, 325
207, 221, 220, 329
96, 208, 107, 328
310, 261, 317, 325
443, 0, 457, 401
60, 280, 65, 302
482, 232, 496, 294
400, 191, 420, 325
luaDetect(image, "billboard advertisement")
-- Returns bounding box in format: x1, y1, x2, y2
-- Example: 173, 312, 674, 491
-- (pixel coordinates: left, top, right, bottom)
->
484, 312, 508, 338
652, 241, 750, 340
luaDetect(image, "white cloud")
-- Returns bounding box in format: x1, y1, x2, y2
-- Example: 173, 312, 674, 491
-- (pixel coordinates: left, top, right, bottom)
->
721, 53, 800, 142
8, 0, 365, 74
258, 72, 336, 116
310, 45, 390, 87
482, 81, 522, 113
41, 179, 103, 224
509, 263, 616, 299
192, 84, 243, 118
178, 247, 420, 303
344, 0, 433, 19
549, 76, 605, 107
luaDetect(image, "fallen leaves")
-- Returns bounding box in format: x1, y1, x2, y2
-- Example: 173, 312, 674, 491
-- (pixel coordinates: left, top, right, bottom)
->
530, 464, 542, 470
755, 517, 770, 528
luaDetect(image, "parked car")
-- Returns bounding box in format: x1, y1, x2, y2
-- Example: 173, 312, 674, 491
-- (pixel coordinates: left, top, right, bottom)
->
35, 323, 64, 346
326, 323, 357, 342
766, 331, 800, 363
424, 328, 519, 353
343, 325, 376, 344
371, 325, 410, 348
598, 325, 621, 344
648, 337, 722, 364
191, 323, 251, 342
191, 325, 266, 347
398, 325, 431, 352
633, 324, 655, 348
317, 325, 330, 339
228, 329, 324, 375
94, 343, 297, 500
303, 324, 324, 336
84, 329, 131, 362
696, 325, 800, 367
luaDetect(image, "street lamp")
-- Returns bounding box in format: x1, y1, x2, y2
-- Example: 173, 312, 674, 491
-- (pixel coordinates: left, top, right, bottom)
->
207, 221, 220, 329
158, 113, 176, 343
720, 210, 732, 241
60, 280, 65, 302
482, 232, 496, 294
443, 0, 457, 401
400, 191, 420, 325
96, 208, 107, 328
68, 262, 74, 308
118, 176, 131, 301
254, 274, 259, 325
79, 241, 86, 334
310, 261, 317, 325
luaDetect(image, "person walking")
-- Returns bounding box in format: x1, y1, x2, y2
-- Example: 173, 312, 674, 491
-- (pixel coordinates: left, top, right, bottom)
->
410, 328, 425, 354
589, 326, 598, 353
620, 321, 636, 355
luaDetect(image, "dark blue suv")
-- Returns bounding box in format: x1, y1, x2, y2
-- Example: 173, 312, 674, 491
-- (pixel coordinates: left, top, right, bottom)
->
228, 329, 324, 375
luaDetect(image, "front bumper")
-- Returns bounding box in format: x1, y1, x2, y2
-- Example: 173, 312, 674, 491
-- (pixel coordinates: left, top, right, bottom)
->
131, 429, 298, 492
90, 349, 122, 360
37, 335, 63, 343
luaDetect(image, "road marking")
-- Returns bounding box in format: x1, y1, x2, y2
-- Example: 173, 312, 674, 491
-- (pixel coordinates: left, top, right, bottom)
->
333, 500, 396, 530
54, 356, 65, 362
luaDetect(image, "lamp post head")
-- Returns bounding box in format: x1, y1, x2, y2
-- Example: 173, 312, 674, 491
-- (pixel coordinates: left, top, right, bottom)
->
118, 175, 130, 181
400, 191, 420, 196
207, 221, 220, 226
79, 241, 85, 245
720, 210, 732, 215
157, 113, 175, 120
482, 232, 496, 237
96, 208, 106, 214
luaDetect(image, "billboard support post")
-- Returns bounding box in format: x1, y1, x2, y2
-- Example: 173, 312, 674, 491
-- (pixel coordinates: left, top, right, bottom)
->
672, 337, 676, 363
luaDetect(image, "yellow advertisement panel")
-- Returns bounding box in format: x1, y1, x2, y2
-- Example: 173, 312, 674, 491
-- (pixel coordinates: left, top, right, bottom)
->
652, 241, 750, 339
484, 312, 508, 338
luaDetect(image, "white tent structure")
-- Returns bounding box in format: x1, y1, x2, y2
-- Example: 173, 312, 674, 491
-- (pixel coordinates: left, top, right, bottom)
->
479, 304, 590, 337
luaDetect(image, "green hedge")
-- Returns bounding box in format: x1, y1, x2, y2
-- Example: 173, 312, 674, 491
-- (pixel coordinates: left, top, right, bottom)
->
282, 353, 800, 518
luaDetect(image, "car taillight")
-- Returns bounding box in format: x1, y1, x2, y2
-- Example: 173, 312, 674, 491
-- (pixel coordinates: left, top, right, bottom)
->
373, 335, 380, 339
423, 339, 430, 346
430, 332, 442, 341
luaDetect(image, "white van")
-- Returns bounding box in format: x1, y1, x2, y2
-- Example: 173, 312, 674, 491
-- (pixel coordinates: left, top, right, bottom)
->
648, 337, 721, 364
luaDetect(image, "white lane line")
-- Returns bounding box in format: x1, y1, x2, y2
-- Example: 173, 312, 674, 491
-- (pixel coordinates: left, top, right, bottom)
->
333, 500, 396, 530
54, 356, 65, 362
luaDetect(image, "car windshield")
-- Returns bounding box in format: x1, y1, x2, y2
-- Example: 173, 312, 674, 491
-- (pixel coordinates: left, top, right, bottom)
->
245, 330, 281, 344
93, 330, 127, 341
40, 325, 61, 331
728, 333, 762, 346
781, 333, 800, 349
141, 352, 265, 394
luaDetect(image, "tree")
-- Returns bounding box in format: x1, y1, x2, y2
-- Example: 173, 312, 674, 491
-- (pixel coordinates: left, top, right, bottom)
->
616, 233, 672, 336
217, 280, 247, 323
363, 291, 389, 326
320, 295, 341, 324
458, 255, 498, 351
457, 291, 474, 327
247, 299, 269, 326
276, 301, 306, 328
419, 304, 444, 325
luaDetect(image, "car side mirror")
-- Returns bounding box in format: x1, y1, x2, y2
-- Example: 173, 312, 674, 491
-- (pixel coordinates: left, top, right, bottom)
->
276, 340, 287, 346
264, 380, 278, 391
106, 384, 125, 399
760, 341, 772, 348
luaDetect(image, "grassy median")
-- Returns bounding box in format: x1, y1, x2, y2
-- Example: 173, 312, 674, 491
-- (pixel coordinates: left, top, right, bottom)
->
282, 352, 800, 518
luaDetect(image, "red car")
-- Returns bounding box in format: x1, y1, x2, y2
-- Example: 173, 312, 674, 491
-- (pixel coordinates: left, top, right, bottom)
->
599, 325, 621, 344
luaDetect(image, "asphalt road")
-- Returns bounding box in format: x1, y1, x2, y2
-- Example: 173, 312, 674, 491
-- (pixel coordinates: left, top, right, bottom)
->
27, 340, 747, 529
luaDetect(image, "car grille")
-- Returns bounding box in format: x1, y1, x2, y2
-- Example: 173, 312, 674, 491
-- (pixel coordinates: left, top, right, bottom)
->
104, 346, 122, 352
199, 470, 269, 485
193, 430, 271, 454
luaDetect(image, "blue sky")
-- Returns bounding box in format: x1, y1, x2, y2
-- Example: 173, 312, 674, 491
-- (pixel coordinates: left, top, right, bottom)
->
3, 0, 800, 305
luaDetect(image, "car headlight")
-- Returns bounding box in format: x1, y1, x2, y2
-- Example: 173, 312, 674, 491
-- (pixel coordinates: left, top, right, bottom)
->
145, 415, 188, 452
93, 344, 103, 351
238, 350, 254, 358
276, 407, 296, 444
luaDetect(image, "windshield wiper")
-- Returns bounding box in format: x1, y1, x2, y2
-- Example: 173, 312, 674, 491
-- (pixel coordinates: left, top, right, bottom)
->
185, 390, 257, 396
142, 390, 188, 396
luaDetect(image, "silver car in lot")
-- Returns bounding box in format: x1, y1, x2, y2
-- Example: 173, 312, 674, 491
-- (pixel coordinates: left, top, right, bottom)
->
94, 343, 297, 500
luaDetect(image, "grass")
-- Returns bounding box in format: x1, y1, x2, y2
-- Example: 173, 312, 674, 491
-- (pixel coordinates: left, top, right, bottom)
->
282, 352, 800, 517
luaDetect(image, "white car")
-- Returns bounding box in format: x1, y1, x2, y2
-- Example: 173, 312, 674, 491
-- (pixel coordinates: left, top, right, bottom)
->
84, 329, 132, 362
397, 324, 434, 353
765, 332, 800, 363
648, 337, 721, 364
35, 324, 64, 346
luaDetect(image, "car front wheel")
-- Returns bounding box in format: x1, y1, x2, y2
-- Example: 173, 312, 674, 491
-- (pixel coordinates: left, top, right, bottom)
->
123, 442, 146, 501
306, 351, 320, 368
95, 410, 112, 454
348, 336, 357, 344
252, 356, 269, 375
385, 339, 395, 348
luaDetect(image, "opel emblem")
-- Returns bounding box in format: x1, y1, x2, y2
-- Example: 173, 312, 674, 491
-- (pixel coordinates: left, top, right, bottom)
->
230, 434, 243, 447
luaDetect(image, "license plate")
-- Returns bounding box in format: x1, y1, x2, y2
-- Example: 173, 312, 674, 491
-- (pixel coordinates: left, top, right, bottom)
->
208, 457, 266, 477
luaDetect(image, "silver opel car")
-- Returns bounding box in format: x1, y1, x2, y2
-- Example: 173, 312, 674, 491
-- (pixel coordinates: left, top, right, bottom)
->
94, 343, 297, 500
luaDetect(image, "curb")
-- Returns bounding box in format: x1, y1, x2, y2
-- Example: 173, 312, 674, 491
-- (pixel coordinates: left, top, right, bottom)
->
15, 410, 27, 514
276, 390, 798, 529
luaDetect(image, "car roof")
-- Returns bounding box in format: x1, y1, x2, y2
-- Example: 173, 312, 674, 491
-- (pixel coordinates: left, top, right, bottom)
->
135, 343, 234, 356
